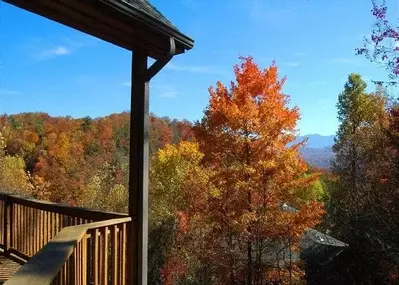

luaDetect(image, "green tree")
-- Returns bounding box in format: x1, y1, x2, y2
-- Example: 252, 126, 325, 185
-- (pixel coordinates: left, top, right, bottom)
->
327, 73, 395, 284
77, 162, 128, 213
295, 175, 327, 203
0, 132, 32, 196
331, 73, 386, 229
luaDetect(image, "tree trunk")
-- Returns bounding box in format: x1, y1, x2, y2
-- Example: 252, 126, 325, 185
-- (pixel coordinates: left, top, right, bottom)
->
245, 133, 253, 285
247, 240, 253, 285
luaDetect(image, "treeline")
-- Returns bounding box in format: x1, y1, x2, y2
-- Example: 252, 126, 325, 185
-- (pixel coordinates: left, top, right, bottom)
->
0, 112, 193, 204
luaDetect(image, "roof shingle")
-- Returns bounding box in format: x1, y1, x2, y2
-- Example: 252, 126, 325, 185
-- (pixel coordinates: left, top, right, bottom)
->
121, 0, 180, 32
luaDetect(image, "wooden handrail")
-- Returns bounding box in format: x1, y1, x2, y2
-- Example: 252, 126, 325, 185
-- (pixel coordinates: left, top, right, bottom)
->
8, 194, 128, 220
0, 192, 132, 284
0, 192, 128, 259
4, 217, 132, 285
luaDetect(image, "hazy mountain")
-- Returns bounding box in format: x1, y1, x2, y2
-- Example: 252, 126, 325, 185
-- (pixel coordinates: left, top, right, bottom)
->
299, 147, 334, 169
294, 134, 335, 169
295, 134, 335, 148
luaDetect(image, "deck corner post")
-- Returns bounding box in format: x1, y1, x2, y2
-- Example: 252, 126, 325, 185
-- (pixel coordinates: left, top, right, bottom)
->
128, 51, 149, 285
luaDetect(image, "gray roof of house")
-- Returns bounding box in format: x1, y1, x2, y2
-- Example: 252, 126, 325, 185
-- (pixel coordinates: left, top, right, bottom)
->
304, 229, 348, 247
280, 203, 348, 248
281, 203, 298, 213
122, 0, 178, 31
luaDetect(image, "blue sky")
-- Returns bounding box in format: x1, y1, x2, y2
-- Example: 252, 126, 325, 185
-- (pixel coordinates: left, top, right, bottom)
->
0, 0, 397, 135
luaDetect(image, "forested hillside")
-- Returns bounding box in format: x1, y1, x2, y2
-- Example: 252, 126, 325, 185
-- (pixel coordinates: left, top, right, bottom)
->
295, 134, 335, 149
299, 147, 334, 169
0, 112, 193, 204
291, 135, 335, 169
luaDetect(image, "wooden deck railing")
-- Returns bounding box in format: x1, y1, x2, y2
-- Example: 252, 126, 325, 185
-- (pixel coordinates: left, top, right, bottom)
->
0, 193, 131, 285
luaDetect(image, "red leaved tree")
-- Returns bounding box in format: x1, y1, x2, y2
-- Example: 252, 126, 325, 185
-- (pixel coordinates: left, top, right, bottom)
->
193, 57, 324, 284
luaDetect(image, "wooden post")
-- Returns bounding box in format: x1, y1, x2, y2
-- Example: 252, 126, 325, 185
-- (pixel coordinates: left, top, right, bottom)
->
128, 51, 149, 285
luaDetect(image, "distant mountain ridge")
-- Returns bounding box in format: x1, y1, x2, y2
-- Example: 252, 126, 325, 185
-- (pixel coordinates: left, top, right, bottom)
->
295, 134, 335, 169
294, 134, 335, 149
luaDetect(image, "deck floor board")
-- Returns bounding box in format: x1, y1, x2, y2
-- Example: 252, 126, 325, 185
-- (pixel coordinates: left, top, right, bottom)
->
0, 255, 21, 283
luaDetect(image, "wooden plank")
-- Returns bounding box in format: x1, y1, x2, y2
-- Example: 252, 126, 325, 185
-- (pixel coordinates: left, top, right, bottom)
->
9, 201, 13, 251
12, 204, 16, 250
21, 206, 25, 255
44, 210, 48, 246
8, 194, 127, 221
82, 235, 87, 285
0, 256, 22, 281
112, 225, 118, 285
59, 215, 64, 231
16, 205, 20, 252
93, 229, 99, 285
52, 213, 56, 239
73, 245, 77, 285
7, 248, 30, 263
78, 240, 82, 285
47, 211, 51, 247
38, 210, 41, 250
42, 211, 45, 249
120, 223, 127, 285
3, 195, 9, 253
0, 201, 3, 245
102, 227, 108, 285
55, 213, 59, 236
29, 207, 33, 256
24, 207, 28, 256
34, 208, 38, 255
99, 231, 103, 284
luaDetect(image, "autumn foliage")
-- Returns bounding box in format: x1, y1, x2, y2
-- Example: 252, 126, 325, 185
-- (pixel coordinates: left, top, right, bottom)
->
147, 57, 324, 285
0, 58, 326, 285
0, 112, 193, 204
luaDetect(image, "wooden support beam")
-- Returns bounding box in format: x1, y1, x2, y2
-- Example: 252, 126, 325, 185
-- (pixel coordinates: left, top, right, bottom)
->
128, 52, 149, 285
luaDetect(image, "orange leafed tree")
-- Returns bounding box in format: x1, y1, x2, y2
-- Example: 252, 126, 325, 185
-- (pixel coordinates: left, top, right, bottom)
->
193, 57, 324, 284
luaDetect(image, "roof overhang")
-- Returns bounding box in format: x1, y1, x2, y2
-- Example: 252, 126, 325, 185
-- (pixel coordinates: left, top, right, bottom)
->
3, 0, 194, 60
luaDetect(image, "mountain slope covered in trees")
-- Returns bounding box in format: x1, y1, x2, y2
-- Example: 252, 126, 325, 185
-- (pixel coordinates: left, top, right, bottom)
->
0, 112, 193, 203
294, 135, 335, 169
295, 134, 335, 148
300, 147, 333, 169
